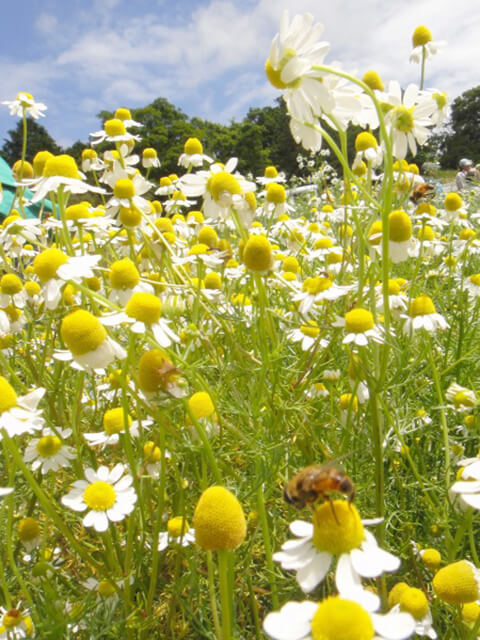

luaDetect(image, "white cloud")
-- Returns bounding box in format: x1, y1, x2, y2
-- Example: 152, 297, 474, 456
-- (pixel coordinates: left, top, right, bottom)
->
34, 13, 59, 36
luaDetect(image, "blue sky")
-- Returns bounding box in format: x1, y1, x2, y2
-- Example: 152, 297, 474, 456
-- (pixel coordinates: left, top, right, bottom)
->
1, 0, 478, 150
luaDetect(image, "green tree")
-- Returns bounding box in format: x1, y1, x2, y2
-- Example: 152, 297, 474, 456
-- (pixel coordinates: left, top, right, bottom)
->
440, 86, 480, 169
1, 118, 62, 166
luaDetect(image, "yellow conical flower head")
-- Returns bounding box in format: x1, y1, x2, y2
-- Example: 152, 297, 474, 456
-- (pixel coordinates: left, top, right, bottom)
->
388, 582, 410, 608
18, 517, 41, 543
313, 501, 364, 555
264, 165, 278, 178
207, 171, 242, 204
65, 203, 90, 221
137, 349, 176, 393
33, 151, 54, 177
143, 148, 157, 159
462, 602, 480, 624
242, 235, 273, 272
362, 70, 384, 91
412, 25, 432, 47
109, 258, 140, 289
399, 587, 429, 620
444, 192, 463, 212
355, 132, 378, 152
104, 118, 127, 137
409, 294, 435, 317
43, 155, 80, 179
125, 292, 162, 324
433, 560, 480, 604
82, 148, 97, 161
266, 182, 286, 204
61, 310, 107, 356
184, 137, 203, 155
12, 160, 34, 180
1, 274, 22, 295
198, 226, 219, 248
188, 391, 215, 420
194, 486, 246, 551
114, 108, 132, 121
33, 248, 68, 283
389, 210, 412, 242
310, 596, 374, 640
0, 377, 17, 414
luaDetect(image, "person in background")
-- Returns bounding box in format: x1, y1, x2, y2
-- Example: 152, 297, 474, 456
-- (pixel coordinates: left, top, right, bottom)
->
455, 158, 473, 191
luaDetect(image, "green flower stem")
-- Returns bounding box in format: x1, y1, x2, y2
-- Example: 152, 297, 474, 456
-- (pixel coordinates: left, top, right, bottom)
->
427, 336, 451, 493
256, 464, 278, 610
420, 46, 426, 90
56, 186, 75, 255
468, 510, 480, 567
185, 405, 222, 485
217, 549, 234, 640
207, 551, 222, 640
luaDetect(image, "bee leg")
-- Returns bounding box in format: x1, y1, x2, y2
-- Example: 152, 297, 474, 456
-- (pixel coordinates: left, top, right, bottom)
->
328, 497, 340, 525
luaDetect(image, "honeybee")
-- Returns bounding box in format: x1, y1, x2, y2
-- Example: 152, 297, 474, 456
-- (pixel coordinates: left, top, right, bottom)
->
284, 465, 355, 514
410, 182, 434, 204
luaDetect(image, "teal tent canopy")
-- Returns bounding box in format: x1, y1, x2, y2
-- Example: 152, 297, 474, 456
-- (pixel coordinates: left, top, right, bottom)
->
0, 155, 54, 219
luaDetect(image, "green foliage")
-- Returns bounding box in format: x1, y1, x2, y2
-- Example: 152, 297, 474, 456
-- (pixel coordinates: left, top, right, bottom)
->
1, 117, 62, 166
440, 85, 480, 169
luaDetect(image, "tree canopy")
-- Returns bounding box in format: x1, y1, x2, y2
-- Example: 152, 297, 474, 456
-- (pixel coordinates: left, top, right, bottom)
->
1, 118, 62, 166
440, 86, 480, 168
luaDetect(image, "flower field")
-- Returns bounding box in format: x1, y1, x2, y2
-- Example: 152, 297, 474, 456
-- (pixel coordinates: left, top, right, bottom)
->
1, 10, 480, 639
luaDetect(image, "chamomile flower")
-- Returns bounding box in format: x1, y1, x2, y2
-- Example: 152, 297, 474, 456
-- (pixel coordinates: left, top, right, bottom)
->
62, 463, 137, 533
263, 596, 415, 640
387, 210, 416, 263
389, 586, 436, 639
26, 154, 106, 203
105, 172, 152, 216
294, 275, 352, 315
446, 383, 477, 413
101, 292, 179, 348
0, 376, 45, 438
178, 137, 213, 168
410, 26, 446, 64
24, 427, 75, 474
464, 274, 480, 299
2, 91, 47, 118
158, 516, 195, 550
0, 606, 34, 639
274, 500, 399, 609
90, 118, 141, 146
402, 294, 448, 335
142, 147, 161, 169
288, 321, 329, 351
450, 460, 480, 510
335, 308, 385, 346
353, 131, 383, 169
114, 107, 143, 129
385, 82, 435, 159
56, 309, 126, 371
83, 407, 149, 448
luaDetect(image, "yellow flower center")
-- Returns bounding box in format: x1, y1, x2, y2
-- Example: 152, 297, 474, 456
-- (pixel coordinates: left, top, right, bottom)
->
43, 155, 80, 179
184, 137, 203, 155
0, 274, 22, 295
82, 148, 97, 161
103, 407, 132, 435
264, 165, 278, 178
433, 91, 447, 109
470, 274, 480, 287
454, 390, 475, 408
444, 192, 463, 212
362, 70, 384, 91
340, 393, 358, 411
345, 308, 374, 333
409, 294, 436, 317
266, 183, 286, 204
418, 225, 435, 241
36, 435, 62, 457
303, 276, 332, 294
98, 580, 116, 597
83, 481, 116, 511
143, 441, 161, 463
119, 205, 142, 228
283, 256, 300, 273
387, 279, 400, 295
327, 251, 343, 265
61, 310, 107, 355
65, 203, 90, 221
12, 160, 34, 180
188, 391, 215, 420
433, 560, 480, 604
355, 132, 378, 152
399, 587, 429, 620
193, 486, 246, 551
25, 281, 41, 297
265, 50, 303, 90
198, 226, 219, 248
207, 171, 242, 203
125, 291, 162, 324
104, 118, 127, 137
18, 517, 41, 542
114, 107, 132, 121
110, 258, 140, 289
33, 150, 54, 176
314, 237, 334, 250
2, 609, 23, 629
389, 210, 412, 242
388, 582, 410, 608
188, 243, 209, 256
367, 220, 382, 245
243, 235, 273, 272
310, 597, 373, 640
114, 178, 135, 199
459, 228, 476, 240
138, 349, 176, 393
143, 147, 157, 159
313, 501, 364, 554
412, 25, 433, 47
300, 322, 320, 338
33, 248, 68, 283
16, 91, 33, 104
421, 548, 441, 570
462, 602, 480, 624
392, 106, 414, 133
0, 376, 18, 413
168, 516, 190, 537
245, 191, 257, 211
204, 271, 222, 289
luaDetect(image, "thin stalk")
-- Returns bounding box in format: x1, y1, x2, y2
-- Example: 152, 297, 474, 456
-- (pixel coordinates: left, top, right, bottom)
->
217, 550, 233, 640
